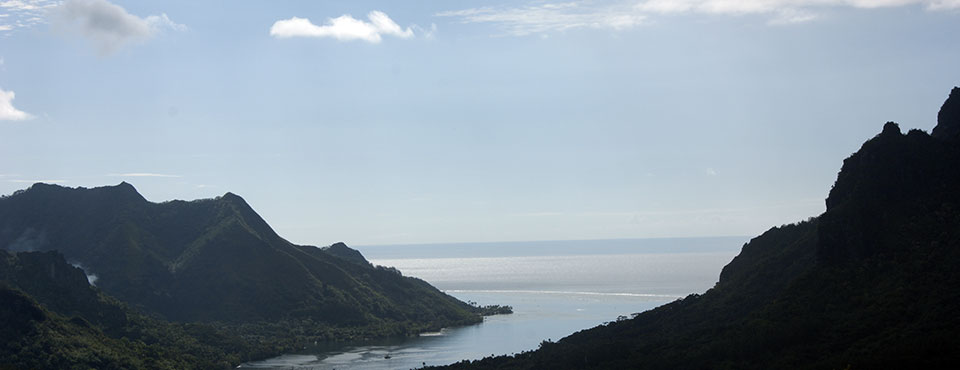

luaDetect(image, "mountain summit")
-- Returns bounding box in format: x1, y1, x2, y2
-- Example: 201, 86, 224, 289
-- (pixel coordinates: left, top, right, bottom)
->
435, 89, 960, 369
932, 87, 960, 140
0, 184, 479, 326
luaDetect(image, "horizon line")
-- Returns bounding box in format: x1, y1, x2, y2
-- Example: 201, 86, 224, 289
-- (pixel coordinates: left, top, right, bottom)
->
352, 235, 752, 248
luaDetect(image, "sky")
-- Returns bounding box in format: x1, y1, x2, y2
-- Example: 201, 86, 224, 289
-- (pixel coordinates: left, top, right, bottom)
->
1, 0, 959, 246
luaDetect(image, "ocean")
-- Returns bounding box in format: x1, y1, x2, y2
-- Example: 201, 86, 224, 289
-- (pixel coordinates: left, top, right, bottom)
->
240, 237, 746, 369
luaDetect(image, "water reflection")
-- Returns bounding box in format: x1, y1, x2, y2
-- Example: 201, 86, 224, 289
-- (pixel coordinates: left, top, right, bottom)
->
240, 251, 737, 369
241, 291, 674, 369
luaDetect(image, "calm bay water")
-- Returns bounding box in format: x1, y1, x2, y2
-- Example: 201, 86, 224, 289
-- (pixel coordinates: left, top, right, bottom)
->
240, 237, 745, 369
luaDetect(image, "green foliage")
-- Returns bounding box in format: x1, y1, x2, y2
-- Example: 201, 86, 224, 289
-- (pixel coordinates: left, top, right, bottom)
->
0, 249, 488, 369
0, 181, 502, 367
0, 182, 483, 327
464, 300, 514, 316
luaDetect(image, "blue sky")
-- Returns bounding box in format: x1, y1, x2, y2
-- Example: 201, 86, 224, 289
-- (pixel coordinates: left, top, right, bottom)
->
1, 0, 959, 246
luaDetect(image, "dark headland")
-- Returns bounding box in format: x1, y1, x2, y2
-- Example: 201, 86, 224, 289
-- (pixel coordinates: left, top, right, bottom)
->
0, 182, 508, 369
3, 87, 960, 370
430, 87, 960, 369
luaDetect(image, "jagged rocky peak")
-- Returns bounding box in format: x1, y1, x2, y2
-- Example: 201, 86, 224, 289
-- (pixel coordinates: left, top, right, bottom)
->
880, 121, 901, 136
818, 87, 960, 263
106, 181, 147, 202
932, 86, 960, 140
218, 192, 260, 213
114, 181, 137, 192
321, 242, 369, 265
220, 191, 244, 202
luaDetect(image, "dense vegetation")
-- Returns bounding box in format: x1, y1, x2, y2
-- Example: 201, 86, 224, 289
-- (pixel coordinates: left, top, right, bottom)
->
432, 89, 960, 369
0, 178, 508, 368
0, 234, 508, 370
0, 186, 480, 327
0, 250, 270, 370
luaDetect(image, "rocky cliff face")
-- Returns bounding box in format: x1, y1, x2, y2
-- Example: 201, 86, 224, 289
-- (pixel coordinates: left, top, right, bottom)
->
433, 87, 960, 370
932, 87, 960, 140
818, 89, 960, 263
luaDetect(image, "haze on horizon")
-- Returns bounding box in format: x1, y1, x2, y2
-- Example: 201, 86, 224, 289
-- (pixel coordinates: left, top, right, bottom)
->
1, 0, 959, 246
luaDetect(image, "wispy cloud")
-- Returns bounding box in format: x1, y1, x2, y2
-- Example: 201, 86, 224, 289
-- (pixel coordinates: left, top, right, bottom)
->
51, 0, 186, 55
927, 0, 960, 10
107, 172, 181, 178
634, 0, 960, 24
270, 10, 415, 43
0, 0, 58, 33
0, 87, 32, 121
437, 2, 645, 36
439, 0, 960, 35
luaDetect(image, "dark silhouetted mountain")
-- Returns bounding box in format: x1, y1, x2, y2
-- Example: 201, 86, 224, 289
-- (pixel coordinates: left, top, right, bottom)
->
0, 249, 277, 369
0, 183, 479, 328
932, 87, 960, 140
433, 89, 960, 370
320, 241, 370, 265
0, 249, 126, 330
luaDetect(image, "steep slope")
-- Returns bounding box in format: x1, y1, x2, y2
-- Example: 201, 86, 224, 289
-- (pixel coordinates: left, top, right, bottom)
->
0, 250, 273, 370
436, 89, 960, 369
0, 184, 479, 327
320, 241, 370, 265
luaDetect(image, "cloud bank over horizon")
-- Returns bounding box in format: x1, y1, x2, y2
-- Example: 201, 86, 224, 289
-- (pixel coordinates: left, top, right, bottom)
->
270, 10, 416, 43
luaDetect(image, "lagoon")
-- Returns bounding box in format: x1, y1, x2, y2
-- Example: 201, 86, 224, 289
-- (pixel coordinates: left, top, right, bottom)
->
240, 237, 745, 369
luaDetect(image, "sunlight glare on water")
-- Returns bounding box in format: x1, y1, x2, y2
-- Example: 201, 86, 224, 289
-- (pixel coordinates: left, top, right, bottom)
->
241, 239, 743, 369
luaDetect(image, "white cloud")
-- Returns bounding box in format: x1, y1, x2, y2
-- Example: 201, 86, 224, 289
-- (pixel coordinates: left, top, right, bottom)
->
0, 0, 59, 33
52, 0, 185, 55
145, 13, 187, 32
767, 8, 818, 25
437, 2, 646, 36
0, 87, 32, 121
107, 173, 181, 178
1, 0, 47, 11
927, 0, 960, 9
440, 0, 960, 34
70, 262, 98, 285
414, 23, 438, 39
634, 0, 697, 13
637, 0, 960, 18
270, 10, 415, 43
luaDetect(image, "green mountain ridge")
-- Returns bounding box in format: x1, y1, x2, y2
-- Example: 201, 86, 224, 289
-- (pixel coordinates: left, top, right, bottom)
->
0, 182, 480, 326
433, 89, 960, 369
0, 249, 279, 369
